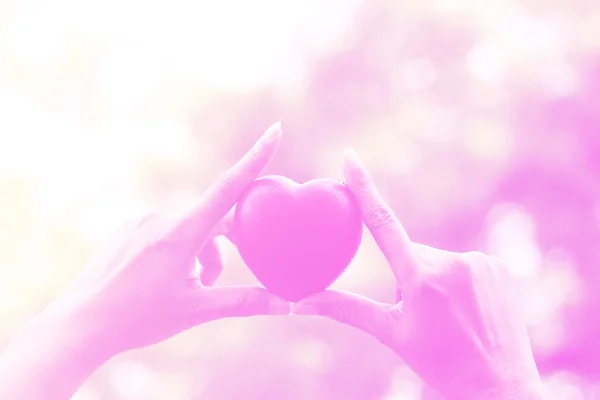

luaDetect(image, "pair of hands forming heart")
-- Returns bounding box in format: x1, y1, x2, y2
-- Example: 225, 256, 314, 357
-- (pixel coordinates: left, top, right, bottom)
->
0, 123, 544, 400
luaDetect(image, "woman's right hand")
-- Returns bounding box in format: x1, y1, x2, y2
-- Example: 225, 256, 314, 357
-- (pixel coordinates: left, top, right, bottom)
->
294, 149, 544, 400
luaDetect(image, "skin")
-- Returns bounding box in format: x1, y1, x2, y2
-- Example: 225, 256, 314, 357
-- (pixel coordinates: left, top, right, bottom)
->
0, 122, 290, 400
293, 149, 545, 400
0, 132, 544, 400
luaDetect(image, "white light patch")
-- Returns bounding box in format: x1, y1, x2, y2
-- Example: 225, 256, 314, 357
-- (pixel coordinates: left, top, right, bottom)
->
487, 204, 542, 280
542, 372, 586, 400
109, 361, 156, 399
420, 106, 460, 143
32, 185, 75, 227
330, 230, 389, 291
523, 250, 582, 353
0, 278, 19, 317
541, 62, 579, 98
2, 3, 69, 72
466, 42, 507, 85
432, 0, 466, 12
495, 13, 568, 61
71, 387, 103, 400
382, 366, 423, 400
400, 58, 438, 91
69, 0, 361, 93
289, 338, 332, 373
78, 193, 151, 245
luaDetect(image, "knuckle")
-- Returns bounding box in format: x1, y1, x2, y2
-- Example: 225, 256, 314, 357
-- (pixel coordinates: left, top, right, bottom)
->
365, 204, 396, 229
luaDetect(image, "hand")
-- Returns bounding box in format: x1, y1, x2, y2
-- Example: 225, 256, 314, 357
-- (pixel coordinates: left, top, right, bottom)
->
293, 149, 544, 400
0, 122, 290, 400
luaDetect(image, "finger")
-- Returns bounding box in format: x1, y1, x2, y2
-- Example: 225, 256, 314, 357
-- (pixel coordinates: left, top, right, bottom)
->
199, 286, 290, 321
209, 207, 237, 245
175, 122, 282, 251
293, 290, 398, 347
343, 148, 417, 285
197, 238, 223, 286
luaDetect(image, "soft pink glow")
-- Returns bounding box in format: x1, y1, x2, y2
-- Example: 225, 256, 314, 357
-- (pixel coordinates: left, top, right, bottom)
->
0, 0, 599, 399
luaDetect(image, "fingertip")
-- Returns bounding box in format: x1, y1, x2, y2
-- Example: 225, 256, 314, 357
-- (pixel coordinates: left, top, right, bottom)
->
342, 148, 372, 190
268, 296, 291, 315
203, 286, 292, 319
291, 291, 336, 316
291, 302, 318, 316
200, 270, 219, 286
200, 264, 222, 286
343, 148, 361, 168
343, 148, 359, 178
261, 121, 283, 145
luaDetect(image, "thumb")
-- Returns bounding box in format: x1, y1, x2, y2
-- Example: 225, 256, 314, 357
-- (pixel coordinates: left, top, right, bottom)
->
197, 238, 223, 286
199, 286, 290, 321
293, 290, 399, 347
209, 208, 237, 245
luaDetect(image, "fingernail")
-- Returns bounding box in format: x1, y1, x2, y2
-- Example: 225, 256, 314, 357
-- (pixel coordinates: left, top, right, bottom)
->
261, 121, 282, 143
268, 297, 291, 315
292, 303, 318, 315
344, 148, 364, 171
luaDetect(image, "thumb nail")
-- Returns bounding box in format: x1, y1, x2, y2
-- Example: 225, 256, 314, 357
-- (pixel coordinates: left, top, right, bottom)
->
344, 148, 364, 170
261, 121, 283, 143
268, 298, 291, 315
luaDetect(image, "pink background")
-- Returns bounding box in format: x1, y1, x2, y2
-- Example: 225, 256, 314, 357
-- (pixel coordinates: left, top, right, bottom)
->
0, 0, 599, 398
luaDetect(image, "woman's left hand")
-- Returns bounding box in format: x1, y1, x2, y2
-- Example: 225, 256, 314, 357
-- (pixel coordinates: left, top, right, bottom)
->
0, 122, 290, 400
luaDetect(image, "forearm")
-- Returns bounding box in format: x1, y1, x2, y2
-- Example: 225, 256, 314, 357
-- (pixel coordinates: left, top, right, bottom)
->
0, 306, 113, 400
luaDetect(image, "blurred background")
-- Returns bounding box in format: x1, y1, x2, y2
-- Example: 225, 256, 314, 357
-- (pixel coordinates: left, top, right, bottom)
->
1, 0, 599, 398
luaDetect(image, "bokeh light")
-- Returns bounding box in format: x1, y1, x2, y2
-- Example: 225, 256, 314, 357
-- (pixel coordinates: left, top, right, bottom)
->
1, 0, 600, 398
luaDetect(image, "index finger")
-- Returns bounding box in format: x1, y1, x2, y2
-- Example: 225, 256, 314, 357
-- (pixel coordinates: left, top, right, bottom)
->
343, 148, 418, 285
176, 122, 282, 249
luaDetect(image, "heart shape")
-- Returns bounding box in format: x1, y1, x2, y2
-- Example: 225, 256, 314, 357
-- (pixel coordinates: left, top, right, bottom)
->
233, 175, 363, 302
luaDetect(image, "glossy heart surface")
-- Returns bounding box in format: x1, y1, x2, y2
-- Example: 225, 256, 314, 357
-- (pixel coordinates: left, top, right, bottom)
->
233, 175, 363, 302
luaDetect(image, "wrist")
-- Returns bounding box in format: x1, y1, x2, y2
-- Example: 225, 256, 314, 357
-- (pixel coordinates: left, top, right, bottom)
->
440, 360, 544, 400
441, 379, 544, 400
484, 377, 544, 400
0, 302, 117, 399
37, 301, 117, 366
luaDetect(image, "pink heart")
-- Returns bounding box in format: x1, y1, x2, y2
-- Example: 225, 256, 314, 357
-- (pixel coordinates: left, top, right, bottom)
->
233, 175, 363, 302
